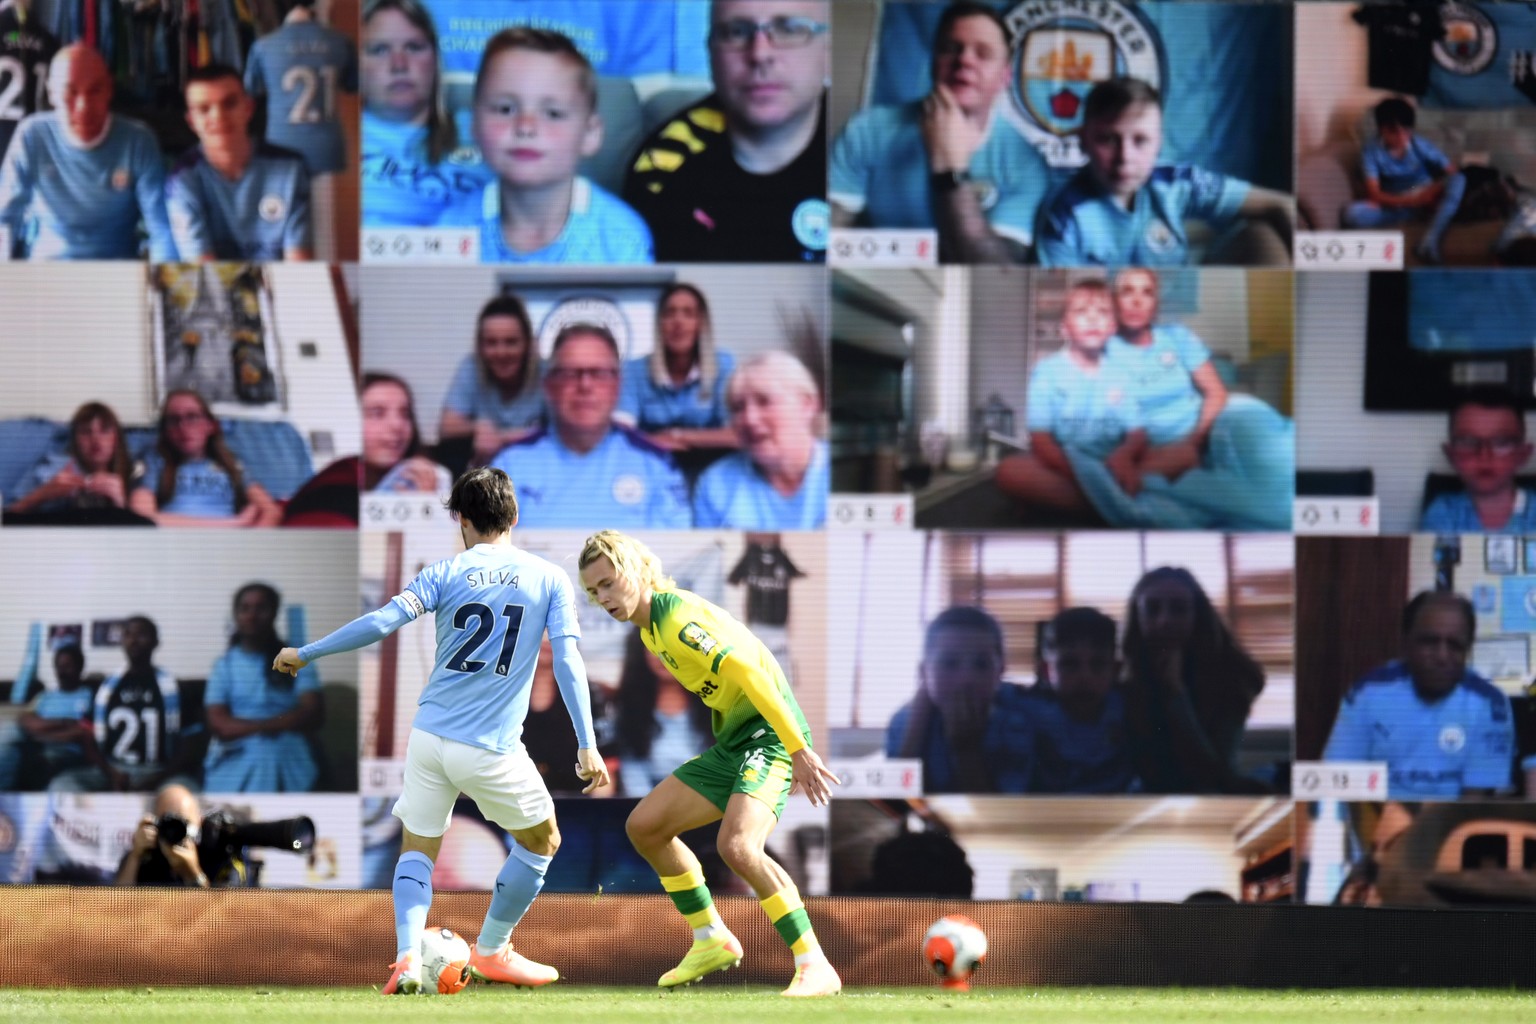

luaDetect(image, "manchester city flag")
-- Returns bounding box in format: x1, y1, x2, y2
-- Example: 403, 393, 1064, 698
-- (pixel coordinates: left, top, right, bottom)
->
428, 0, 710, 77
869, 0, 1294, 188
1424, 1, 1536, 109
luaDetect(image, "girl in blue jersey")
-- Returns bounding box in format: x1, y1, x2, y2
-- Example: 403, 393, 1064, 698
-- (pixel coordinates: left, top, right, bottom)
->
204, 583, 324, 793
8, 401, 136, 516
618, 284, 738, 452
361, 0, 489, 227
439, 295, 546, 467
129, 390, 280, 528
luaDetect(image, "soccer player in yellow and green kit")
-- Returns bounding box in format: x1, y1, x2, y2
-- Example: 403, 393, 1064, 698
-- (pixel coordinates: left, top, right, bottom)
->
577, 529, 843, 997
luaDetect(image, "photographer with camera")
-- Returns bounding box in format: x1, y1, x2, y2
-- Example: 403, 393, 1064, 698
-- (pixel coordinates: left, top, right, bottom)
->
116, 783, 317, 887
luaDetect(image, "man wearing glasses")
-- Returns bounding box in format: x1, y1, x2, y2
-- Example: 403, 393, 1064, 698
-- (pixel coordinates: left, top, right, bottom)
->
489, 324, 690, 528
830, 1, 1052, 263
624, 1, 829, 263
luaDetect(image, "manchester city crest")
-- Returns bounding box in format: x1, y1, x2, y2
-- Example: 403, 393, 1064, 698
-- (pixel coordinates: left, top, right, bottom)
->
1002, 0, 1167, 168
1434, 2, 1497, 76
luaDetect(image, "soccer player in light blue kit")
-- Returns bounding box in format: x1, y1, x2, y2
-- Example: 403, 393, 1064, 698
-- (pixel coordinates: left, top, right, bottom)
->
445, 27, 652, 264
1420, 389, 1536, 533
168, 64, 312, 262
273, 467, 611, 995
1343, 98, 1466, 266
244, 0, 359, 177
830, 1, 1050, 262
1034, 77, 1294, 267
1324, 591, 1516, 798
490, 324, 690, 529
0, 44, 174, 261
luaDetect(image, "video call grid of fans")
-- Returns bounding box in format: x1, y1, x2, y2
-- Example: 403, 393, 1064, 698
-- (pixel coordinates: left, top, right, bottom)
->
0, 0, 1533, 908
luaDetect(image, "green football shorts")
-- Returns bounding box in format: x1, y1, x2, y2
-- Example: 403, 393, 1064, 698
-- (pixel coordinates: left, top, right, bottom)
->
673, 731, 797, 819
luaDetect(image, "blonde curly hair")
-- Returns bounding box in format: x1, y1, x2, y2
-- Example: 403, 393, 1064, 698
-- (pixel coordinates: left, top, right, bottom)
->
578, 530, 675, 601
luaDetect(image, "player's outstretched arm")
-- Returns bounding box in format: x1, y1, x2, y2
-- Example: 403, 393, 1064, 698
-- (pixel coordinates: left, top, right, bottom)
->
789, 747, 842, 807
272, 601, 419, 676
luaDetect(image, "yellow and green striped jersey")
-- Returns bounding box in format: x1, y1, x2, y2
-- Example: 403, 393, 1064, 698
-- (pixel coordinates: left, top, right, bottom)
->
642, 589, 811, 753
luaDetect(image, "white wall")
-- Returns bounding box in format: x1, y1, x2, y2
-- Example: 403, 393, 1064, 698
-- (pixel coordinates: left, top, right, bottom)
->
0, 532, 361, 685
1295, 274, 1446, 534
0, 263, 360, 461
1294, 1, 1382, 155
362, 265, 829, 445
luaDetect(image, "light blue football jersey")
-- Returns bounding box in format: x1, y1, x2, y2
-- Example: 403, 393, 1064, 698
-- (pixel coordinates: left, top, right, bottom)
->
1026, 349, 1143, 458
166, 144, 312, 260
691, 442, 829, 530
0, 112, 174, 260
400, 543, 582, 754
618, 350, 734, 432
1324, 661, 1516, 797
244, 19, 358, 174
451, 177, 653, 265
830, 101, 1054, 246
442, 353, 545, 432
487, 426, 689, 529
1105, 325, 1212, 446
360, 111, 491, 227
1035, 164, 1250, 267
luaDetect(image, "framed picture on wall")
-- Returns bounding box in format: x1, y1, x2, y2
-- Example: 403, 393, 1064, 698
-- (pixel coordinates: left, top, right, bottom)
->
150, 263, 284, 414
1471, 634, 1531, 683
1486, 536, 1519, 575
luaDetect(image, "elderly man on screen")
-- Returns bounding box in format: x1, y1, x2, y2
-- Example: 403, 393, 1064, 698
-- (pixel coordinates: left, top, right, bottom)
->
1324, 590, 1516, 798
488, 324, 690, 529
0, 45, 174, 261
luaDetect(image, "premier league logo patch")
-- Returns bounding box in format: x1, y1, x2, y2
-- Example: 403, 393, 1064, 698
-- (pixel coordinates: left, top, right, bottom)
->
258, 195, 287, 222
1434, 2, 1497, 76
1003, 0, 1166, 168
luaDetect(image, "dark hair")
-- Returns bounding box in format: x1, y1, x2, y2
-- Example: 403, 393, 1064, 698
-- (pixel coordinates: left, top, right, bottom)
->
475, 294, 539, 397
66, 401, 133, 492
53, 643, 85, 669
228, 583, 294, 691
1048, 607, 1117, 652
184, 62, 244, 92
1401, 589, 1476, 640
1373, 96, 1416, 130
550, 322, 620, 361
154, 390, 248, 514
360, 372, 426, 487
363, 0, 457, 163
447, 466, 519, 534
862, 829, 975, 897
123, 615, 159, 648
934, 2, 1011, 53
1123, 566, 1264, 712
1083, 76, 1163, 125
924, 605, 1004, 660
615, 629, 712, 760
1448, 386, 1527, 441
474, 26, 597, 110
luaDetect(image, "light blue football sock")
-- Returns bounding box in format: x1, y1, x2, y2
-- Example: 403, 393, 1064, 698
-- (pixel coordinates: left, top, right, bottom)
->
393, 850, 435, 960
476, 841, 552, 955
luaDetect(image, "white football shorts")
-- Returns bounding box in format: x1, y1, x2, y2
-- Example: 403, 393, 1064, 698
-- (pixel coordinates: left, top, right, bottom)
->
393, 728, 554, 837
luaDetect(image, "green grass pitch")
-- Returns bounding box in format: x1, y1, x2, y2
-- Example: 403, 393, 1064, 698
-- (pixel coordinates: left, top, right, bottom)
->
3, 987, 1534, 1023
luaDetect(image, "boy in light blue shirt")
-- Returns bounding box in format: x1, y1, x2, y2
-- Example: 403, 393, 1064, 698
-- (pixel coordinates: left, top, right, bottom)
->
1343, 97, 1466, 265
168, 64, 312, 261
1034, 77, 1293, 267
1324, 591, 1515, 798
0, 45, 173, 261
1421, 388, 1536, 533
445, 26, 652, 264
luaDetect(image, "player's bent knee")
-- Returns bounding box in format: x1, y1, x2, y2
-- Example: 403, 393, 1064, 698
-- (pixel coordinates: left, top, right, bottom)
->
715, 833, 760, 876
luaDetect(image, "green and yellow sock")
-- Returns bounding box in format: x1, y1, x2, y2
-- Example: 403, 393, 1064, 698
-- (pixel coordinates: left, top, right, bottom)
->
761, 885, 822, 968
660, 868, 726, 942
